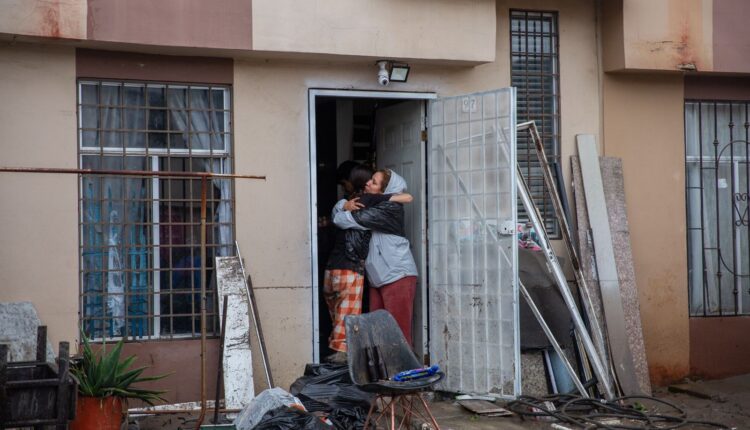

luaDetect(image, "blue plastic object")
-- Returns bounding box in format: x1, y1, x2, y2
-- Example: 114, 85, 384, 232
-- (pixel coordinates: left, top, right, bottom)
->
392, 365, 440, 382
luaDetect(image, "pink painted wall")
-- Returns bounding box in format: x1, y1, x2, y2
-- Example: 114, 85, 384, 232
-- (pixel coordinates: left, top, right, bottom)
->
712, 0, 750, 73
76, 49, 233, 84
690, 317, 750, 379
87, 0, 252, 50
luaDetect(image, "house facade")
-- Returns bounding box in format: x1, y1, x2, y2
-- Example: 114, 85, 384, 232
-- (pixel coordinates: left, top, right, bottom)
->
1, 0, 748, 401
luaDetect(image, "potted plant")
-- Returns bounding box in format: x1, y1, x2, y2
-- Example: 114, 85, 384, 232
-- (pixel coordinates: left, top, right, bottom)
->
69, 331, 169, 430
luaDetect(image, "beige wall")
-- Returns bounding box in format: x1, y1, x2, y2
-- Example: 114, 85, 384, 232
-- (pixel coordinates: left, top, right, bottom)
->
251, 0, 496, 63
603, 0, 714, 72
0, 0, 86, 39
601, 73, 689, 385
0, 43, 79, 352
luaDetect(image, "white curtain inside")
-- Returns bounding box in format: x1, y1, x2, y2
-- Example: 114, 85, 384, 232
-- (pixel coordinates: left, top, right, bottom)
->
167, 88, 233, 257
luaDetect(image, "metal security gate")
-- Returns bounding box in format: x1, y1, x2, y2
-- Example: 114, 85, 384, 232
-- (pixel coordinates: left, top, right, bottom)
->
428, 88, 519, 396
686, 100, 750, 316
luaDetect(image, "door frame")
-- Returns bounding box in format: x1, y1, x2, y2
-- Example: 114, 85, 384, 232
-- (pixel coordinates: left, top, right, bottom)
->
308, 89, 436, 363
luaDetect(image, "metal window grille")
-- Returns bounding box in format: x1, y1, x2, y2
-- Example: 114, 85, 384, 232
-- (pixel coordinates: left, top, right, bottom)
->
77, 80, 234, 340
686, 100, 750, 316
511, 10, 561, 237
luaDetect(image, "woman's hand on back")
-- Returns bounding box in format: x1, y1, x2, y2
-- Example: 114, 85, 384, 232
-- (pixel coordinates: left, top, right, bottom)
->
344, 197, 365, 212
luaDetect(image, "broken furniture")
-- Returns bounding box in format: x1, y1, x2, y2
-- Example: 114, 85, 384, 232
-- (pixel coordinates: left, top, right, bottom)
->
345, 310, 443, 430
0, 326, 76, 429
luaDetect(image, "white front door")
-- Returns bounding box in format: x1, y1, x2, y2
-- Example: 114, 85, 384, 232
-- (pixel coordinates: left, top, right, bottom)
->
374, 101, 428, 360
427, 89, 519, 396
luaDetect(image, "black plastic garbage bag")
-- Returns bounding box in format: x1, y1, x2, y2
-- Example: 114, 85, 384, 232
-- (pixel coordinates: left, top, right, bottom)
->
328, 407, 367, 430
290, 363, 351, 391
289, 363, 373, 429
254, 406, 330, 430
290, 363, 373, 412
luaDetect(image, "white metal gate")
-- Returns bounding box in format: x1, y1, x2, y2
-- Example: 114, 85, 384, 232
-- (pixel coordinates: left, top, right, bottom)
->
427, 88, 519, 396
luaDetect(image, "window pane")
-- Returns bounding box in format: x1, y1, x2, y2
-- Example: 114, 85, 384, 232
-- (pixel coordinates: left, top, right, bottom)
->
686, 100, 750, 316
167, 87, 187, 109
101, 84, 120, 105
81, 106, 99, 129
148, 86, 166, 107
80, 83, 98, 105
124, 85, 145, 106
78, 79, 234, 340
189, 88, 210, 109
511, 10, 561, 238
148, 109, 167, 131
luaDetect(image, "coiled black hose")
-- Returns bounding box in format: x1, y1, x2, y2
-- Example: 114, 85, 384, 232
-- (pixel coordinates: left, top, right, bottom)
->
506, 394, 732, 429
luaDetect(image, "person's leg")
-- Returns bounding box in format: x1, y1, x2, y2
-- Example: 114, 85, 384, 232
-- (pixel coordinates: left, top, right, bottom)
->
379, 276, 417, 344
326, 270, 364, 353
369, 284, 385, 312
323, 269, 340, 352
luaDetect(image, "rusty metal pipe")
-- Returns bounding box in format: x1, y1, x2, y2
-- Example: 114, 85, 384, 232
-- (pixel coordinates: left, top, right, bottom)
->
196, 176, 209, 429
128, 408, 242, 415
0, 166, 265, 180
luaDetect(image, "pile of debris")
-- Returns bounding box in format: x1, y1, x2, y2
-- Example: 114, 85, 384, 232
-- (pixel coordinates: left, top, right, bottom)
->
234, 364, 371, 430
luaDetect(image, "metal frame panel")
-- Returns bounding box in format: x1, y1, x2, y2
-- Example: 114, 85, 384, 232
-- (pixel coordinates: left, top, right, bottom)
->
427, 88, 519, 397
307, 89, 437, 363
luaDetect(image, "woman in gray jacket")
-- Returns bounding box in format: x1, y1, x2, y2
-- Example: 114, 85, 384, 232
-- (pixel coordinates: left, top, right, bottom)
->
333, 169, 419, 344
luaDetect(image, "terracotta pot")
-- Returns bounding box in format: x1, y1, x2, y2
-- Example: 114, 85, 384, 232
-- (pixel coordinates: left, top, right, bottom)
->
70, 396, 123, 430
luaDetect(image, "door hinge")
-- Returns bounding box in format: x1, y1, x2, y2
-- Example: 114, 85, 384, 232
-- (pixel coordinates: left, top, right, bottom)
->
421, 130, 428, 141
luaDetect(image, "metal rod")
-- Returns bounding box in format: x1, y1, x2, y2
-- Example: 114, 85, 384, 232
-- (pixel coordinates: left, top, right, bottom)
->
128, 408, 242, 415
519, 281, 588, 396
214, 296, 229, 424
516, 164, 616, 399
0, 166, 265, 180
517, 121, 610, 376
196, 176, 209, 428
236, 241, 274, 388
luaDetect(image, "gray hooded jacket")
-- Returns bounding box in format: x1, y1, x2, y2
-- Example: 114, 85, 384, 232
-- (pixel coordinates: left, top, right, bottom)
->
332, 170, 418, 287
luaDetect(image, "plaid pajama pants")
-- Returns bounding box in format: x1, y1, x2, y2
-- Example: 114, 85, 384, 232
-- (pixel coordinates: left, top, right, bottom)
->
323, 269, 364, 352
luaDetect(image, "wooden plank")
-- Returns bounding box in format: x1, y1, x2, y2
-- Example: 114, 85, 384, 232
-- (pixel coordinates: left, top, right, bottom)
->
457, 399, 512, 416
215, 256, 255, 409
576, 135, 643, 396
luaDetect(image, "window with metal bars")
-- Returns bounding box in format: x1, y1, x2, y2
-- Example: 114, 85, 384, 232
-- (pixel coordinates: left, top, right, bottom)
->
511, 10, 561, 237
77, 80, 234, 340
686, 100, 750, 316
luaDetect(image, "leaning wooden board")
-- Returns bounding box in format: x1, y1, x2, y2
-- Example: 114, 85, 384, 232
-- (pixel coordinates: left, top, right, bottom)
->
572, 136, 651, 396
216, 256, 255, 408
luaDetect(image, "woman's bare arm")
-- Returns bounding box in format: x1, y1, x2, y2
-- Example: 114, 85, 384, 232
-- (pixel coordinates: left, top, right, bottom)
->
389, 193, 413, 203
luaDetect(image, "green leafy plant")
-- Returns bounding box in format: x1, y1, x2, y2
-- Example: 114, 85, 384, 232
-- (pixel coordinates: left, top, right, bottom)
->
71, 330, 169, 405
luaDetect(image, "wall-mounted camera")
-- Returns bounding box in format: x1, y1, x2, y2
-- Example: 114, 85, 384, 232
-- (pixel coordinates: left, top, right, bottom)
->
375, 60, 411, 86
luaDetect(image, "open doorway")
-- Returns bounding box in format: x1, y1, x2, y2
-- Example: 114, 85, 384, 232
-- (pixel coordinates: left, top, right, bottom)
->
310, 88, 521, 395
309, 90, 436, 363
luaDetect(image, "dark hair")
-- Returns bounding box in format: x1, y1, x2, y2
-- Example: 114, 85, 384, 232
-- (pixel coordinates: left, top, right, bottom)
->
336, 161, 359, 183
376, 169, 391, 192
349, 165, 374, 193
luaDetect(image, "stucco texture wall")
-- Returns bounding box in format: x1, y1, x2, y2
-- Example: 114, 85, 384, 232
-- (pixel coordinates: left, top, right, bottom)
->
251, 0, 496, 62
0, 0, 86, 40
602, 73, 689, 385
603, 0, 713, 72
0, 43, 79, 353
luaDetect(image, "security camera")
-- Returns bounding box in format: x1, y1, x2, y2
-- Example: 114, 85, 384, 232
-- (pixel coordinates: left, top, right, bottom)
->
377, 61, 390, 86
